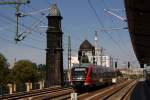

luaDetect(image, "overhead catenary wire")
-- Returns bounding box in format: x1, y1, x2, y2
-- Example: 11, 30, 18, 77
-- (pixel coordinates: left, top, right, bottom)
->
21, 5, 48, 25
0, 0, 55, 66
15, 7, 48, 41
0, 36, 45, 50
102, 0, 135, 62
0, 30, 46, 50
104, 9, 127, 22
0, 16, 46, 43
0, 0, 30, 42
0, 13, 42, 34
21, 3, 72, 61
87, 0, 132, 61
0, 3, 48, 39
0, 1, 66, 44
16, 15, 46, 41
0, 12, 46, 42
1, 1, 62, 49
25, 4, 48, 24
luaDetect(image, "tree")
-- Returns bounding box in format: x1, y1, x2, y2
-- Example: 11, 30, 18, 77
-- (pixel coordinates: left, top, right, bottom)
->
37, 64, 47, 80
11, 60, 41, 84
0, 53, 9, 86
37, 64, 47, 70
0, 53, 9, 95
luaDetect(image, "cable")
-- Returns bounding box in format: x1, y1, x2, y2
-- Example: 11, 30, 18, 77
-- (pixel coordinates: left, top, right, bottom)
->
0, 17, 45, 43
0, 1, 47, 39
0, 4, 47, 38
0, 36, 45, 50
102, 0, 135, 61
16, 15, 46, 41
25, 4, 48, 25
0, 13, 46, 43
16, 7, 48, 40
87, 0, 131, 60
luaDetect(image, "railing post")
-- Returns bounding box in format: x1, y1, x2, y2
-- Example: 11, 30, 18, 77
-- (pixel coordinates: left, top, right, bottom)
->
13, 84, 16, 93
25, 83, 30, 92
7, 84, 13, 94
29, 83, 32, 90
38, 80, 45, 89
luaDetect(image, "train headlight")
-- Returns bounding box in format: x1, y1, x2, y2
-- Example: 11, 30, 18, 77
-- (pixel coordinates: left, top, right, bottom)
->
77, 77, 82, 80
112, 78, 116, 83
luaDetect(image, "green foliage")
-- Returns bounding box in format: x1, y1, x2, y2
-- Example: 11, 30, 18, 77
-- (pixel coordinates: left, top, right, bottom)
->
116, 70, 123, 77
37, 64, 47, 71
0, 53, 7, 67
0, 53, 9, 86
37, 64, 47, 80
11, 60, 41, 84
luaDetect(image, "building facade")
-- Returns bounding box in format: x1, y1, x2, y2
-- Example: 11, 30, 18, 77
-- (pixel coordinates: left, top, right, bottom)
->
71, 56, 79, 67
94, 48, 113, 67
78, 39, 113, 67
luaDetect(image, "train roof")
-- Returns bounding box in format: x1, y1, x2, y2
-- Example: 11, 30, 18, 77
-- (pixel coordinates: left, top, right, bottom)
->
72, 63, 114, 71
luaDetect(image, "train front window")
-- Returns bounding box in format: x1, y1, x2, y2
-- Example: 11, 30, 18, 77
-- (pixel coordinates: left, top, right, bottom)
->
72, 68, 87, 80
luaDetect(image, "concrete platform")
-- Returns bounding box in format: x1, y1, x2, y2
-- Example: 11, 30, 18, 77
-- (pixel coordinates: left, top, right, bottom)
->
130, 79, 150, 100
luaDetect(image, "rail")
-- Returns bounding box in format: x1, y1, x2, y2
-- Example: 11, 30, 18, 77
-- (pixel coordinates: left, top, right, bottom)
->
77, 79, 137, 100
0, 86, 73, 100
0, 79, 136, 100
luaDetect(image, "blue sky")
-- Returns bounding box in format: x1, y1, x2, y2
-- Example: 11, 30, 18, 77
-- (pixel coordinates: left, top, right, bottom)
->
0, 0, 139, 68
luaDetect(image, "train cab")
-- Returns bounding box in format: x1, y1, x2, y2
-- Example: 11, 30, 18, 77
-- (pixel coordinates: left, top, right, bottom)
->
71, 67, 89, 86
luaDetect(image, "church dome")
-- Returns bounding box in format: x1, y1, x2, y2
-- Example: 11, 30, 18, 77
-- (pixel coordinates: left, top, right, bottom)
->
49, 3, 61, 16
80, 39, 94, 50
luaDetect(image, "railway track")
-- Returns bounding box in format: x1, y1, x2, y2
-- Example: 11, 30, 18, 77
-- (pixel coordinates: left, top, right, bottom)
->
102, 80, 137, 100
0, 79, 136, 100
76, 79, 137, 100
0, 86, 73, 100
31, 87, 73, 100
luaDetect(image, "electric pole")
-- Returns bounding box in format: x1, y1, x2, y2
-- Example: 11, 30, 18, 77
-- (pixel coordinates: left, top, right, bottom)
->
68, 34, 71, 83
0, 0, 30, 42
100, 47, 104, 66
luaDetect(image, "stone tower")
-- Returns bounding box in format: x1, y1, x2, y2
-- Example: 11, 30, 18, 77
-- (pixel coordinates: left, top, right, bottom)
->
46, 3, 64, 87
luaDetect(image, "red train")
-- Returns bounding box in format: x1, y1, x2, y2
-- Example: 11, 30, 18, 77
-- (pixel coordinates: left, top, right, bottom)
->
71, 64, 117, 87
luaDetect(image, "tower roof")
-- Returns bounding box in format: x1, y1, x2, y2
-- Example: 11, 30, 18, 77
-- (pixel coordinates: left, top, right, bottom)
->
49, 3, 61, 16
80, 39, 95, 50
